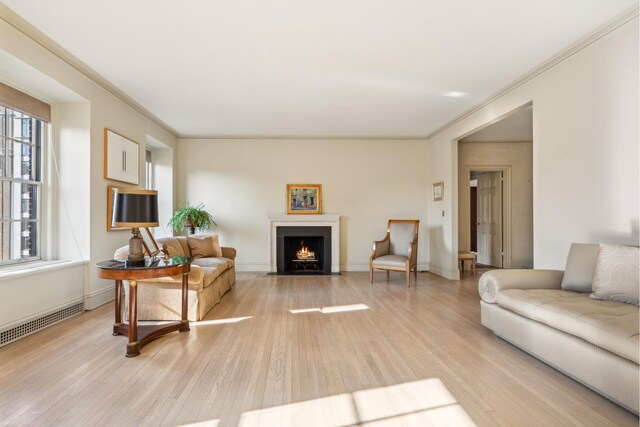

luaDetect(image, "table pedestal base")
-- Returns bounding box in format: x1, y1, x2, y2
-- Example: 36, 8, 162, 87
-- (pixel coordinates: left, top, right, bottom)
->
113, 321, 190, 357
97, 261, 192, 358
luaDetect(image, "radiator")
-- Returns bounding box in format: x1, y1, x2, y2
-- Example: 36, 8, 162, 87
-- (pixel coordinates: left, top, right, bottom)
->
0, 302, 84, 347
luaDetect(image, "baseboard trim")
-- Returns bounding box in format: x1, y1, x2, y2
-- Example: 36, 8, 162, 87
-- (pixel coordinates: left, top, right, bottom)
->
235, 261, 269, 272
426, 264, 459, 280
344, 262, 429, 272
84, 287, 113, 310
238, 261, 430, 273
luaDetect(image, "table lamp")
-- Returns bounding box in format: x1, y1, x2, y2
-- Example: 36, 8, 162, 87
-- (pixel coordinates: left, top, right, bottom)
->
112, 188, 159, 267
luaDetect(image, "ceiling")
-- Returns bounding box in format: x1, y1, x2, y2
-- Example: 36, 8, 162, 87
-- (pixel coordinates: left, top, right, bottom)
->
1, 1, 637, 138
0, 50, 85, 104
460, 105, 532, 142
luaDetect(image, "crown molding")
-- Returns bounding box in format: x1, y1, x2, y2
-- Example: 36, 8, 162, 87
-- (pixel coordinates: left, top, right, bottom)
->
1, 3, 635, 142
459, 140, 532, 144
0, 3, 179, 138
178, 134, 428, 141
426, 6, 639, 140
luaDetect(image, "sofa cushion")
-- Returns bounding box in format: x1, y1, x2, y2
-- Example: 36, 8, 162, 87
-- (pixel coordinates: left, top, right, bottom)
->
591, 244, 639, 306
478, 269, 563, 304
140, 265, 206, 292
187, 234, 223, 258
199, 264, 227, 288
192, 257, 231, 270
496, 289, 639, 364
561, 243, 600, 293
372, 254, 407, 268
175, 236, 192, 257
156, 237, 187, 257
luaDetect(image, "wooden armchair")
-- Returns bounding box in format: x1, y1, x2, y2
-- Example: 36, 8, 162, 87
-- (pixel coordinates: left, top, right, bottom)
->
369, 219, 420, 287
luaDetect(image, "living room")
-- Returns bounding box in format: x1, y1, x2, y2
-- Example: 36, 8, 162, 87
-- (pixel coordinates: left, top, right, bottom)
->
0, 1, 638, 426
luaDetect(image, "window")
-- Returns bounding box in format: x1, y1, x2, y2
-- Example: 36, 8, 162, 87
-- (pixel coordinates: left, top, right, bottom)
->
0, 106, 43, 265
145, 149, 153, 190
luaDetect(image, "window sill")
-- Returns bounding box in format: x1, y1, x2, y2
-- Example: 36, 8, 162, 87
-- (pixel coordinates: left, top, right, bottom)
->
0, 259, 87, 280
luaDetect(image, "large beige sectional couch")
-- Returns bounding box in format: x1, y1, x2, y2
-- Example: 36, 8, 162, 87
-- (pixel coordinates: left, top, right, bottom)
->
114, 235, 236, 321
479, 243, 639, 414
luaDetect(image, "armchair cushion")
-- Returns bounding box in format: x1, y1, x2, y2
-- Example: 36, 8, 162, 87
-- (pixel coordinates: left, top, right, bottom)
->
372, 255, 408, 268
372, 239, 390, 259
389, 222, 415, 256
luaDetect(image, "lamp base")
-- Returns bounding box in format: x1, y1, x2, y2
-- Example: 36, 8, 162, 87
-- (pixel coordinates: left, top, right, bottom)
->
124, 259, 146, 268
127, 227, 146, 268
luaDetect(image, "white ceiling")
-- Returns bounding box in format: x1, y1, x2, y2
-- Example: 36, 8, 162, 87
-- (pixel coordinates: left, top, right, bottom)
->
460, 105, 532, 142
0, 50, 85, 104
1, 1, 637, 138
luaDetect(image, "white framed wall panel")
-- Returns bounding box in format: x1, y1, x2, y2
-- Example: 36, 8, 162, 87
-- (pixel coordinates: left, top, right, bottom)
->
104, 129, 139, 185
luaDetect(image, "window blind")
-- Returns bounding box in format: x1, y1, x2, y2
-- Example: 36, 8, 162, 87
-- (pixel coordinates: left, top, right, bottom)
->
0, 82, 51, 122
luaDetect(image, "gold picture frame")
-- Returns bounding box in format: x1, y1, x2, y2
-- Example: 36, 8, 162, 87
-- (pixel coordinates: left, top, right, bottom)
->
107, 185, 130, 231
287, 184, 322, 215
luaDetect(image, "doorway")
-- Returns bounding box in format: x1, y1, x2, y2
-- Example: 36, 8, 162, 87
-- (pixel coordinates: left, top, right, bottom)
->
470, 171, 503, 268
456, 103, 533, 272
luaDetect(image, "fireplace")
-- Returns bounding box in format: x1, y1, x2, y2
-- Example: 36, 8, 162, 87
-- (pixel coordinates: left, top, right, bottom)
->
277, 226, 332, 275
267, 214, 340, 274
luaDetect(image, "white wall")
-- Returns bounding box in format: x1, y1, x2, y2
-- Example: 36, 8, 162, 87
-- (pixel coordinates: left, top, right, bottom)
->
177, 139, 429, 271
51, 102, 91, 260
426, 17, 639, 278
458, 142, 533, 268
0, 13, 178, 319
0, 262, 84, 329
146, 136, 175, 239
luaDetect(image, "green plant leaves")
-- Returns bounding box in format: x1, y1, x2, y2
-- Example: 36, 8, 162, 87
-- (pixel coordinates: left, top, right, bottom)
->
168, 203, 216, 233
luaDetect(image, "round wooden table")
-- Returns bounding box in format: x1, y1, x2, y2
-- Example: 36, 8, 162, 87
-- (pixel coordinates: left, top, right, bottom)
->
96, 256, 192, 357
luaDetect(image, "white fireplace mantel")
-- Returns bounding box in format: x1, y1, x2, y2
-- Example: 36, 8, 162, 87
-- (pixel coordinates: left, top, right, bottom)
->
267, 214, 341, 273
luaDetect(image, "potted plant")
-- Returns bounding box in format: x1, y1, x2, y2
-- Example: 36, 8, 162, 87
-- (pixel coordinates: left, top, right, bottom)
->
168, 203, 216, 235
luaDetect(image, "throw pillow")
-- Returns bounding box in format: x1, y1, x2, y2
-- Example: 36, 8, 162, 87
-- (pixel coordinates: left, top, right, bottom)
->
187, 234, 223, 258
560, 243, 600, 292
590, 244, 639, 306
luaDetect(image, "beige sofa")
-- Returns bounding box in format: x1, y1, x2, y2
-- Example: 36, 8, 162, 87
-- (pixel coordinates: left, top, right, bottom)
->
114, 236, 236, 321
478, 244, 639, 414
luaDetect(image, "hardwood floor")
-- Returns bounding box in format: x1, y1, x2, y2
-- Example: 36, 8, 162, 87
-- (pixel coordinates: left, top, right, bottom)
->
0, 272, 636, 426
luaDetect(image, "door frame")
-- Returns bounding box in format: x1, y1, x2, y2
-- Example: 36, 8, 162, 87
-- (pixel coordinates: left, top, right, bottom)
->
462, 165, 512, 268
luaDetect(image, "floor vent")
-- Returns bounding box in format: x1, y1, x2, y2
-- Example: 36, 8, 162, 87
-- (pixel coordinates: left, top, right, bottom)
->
0, 302, 84, 347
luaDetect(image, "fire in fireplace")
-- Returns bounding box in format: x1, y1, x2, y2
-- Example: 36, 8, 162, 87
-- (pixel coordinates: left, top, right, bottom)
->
296, 241, 316, 260
276, 226, 332, 275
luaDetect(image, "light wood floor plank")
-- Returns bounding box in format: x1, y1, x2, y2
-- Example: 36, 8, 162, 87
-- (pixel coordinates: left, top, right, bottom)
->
0, 271, 636, 426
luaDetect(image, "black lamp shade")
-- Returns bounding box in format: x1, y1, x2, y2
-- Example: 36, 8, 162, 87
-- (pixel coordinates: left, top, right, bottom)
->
112, 189, 159, 228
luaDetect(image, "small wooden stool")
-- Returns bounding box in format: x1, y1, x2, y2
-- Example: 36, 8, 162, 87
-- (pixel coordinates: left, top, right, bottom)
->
458, 252, 477, 277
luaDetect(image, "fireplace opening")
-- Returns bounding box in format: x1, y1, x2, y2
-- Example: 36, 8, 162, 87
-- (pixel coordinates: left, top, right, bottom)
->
277, 226, 331, 275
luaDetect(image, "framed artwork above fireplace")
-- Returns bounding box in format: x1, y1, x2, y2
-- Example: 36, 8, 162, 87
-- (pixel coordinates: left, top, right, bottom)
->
287, 184, 322, 214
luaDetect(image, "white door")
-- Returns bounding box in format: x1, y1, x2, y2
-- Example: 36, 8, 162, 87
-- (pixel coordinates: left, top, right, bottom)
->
476, 172, 503, 267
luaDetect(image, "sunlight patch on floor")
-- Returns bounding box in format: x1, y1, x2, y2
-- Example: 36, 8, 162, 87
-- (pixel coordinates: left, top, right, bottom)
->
237, 378, 476, 426
177, 419, 220, 427
192, 316, 253, 326
289, 303, 369, 314
239, 393, 356, 427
